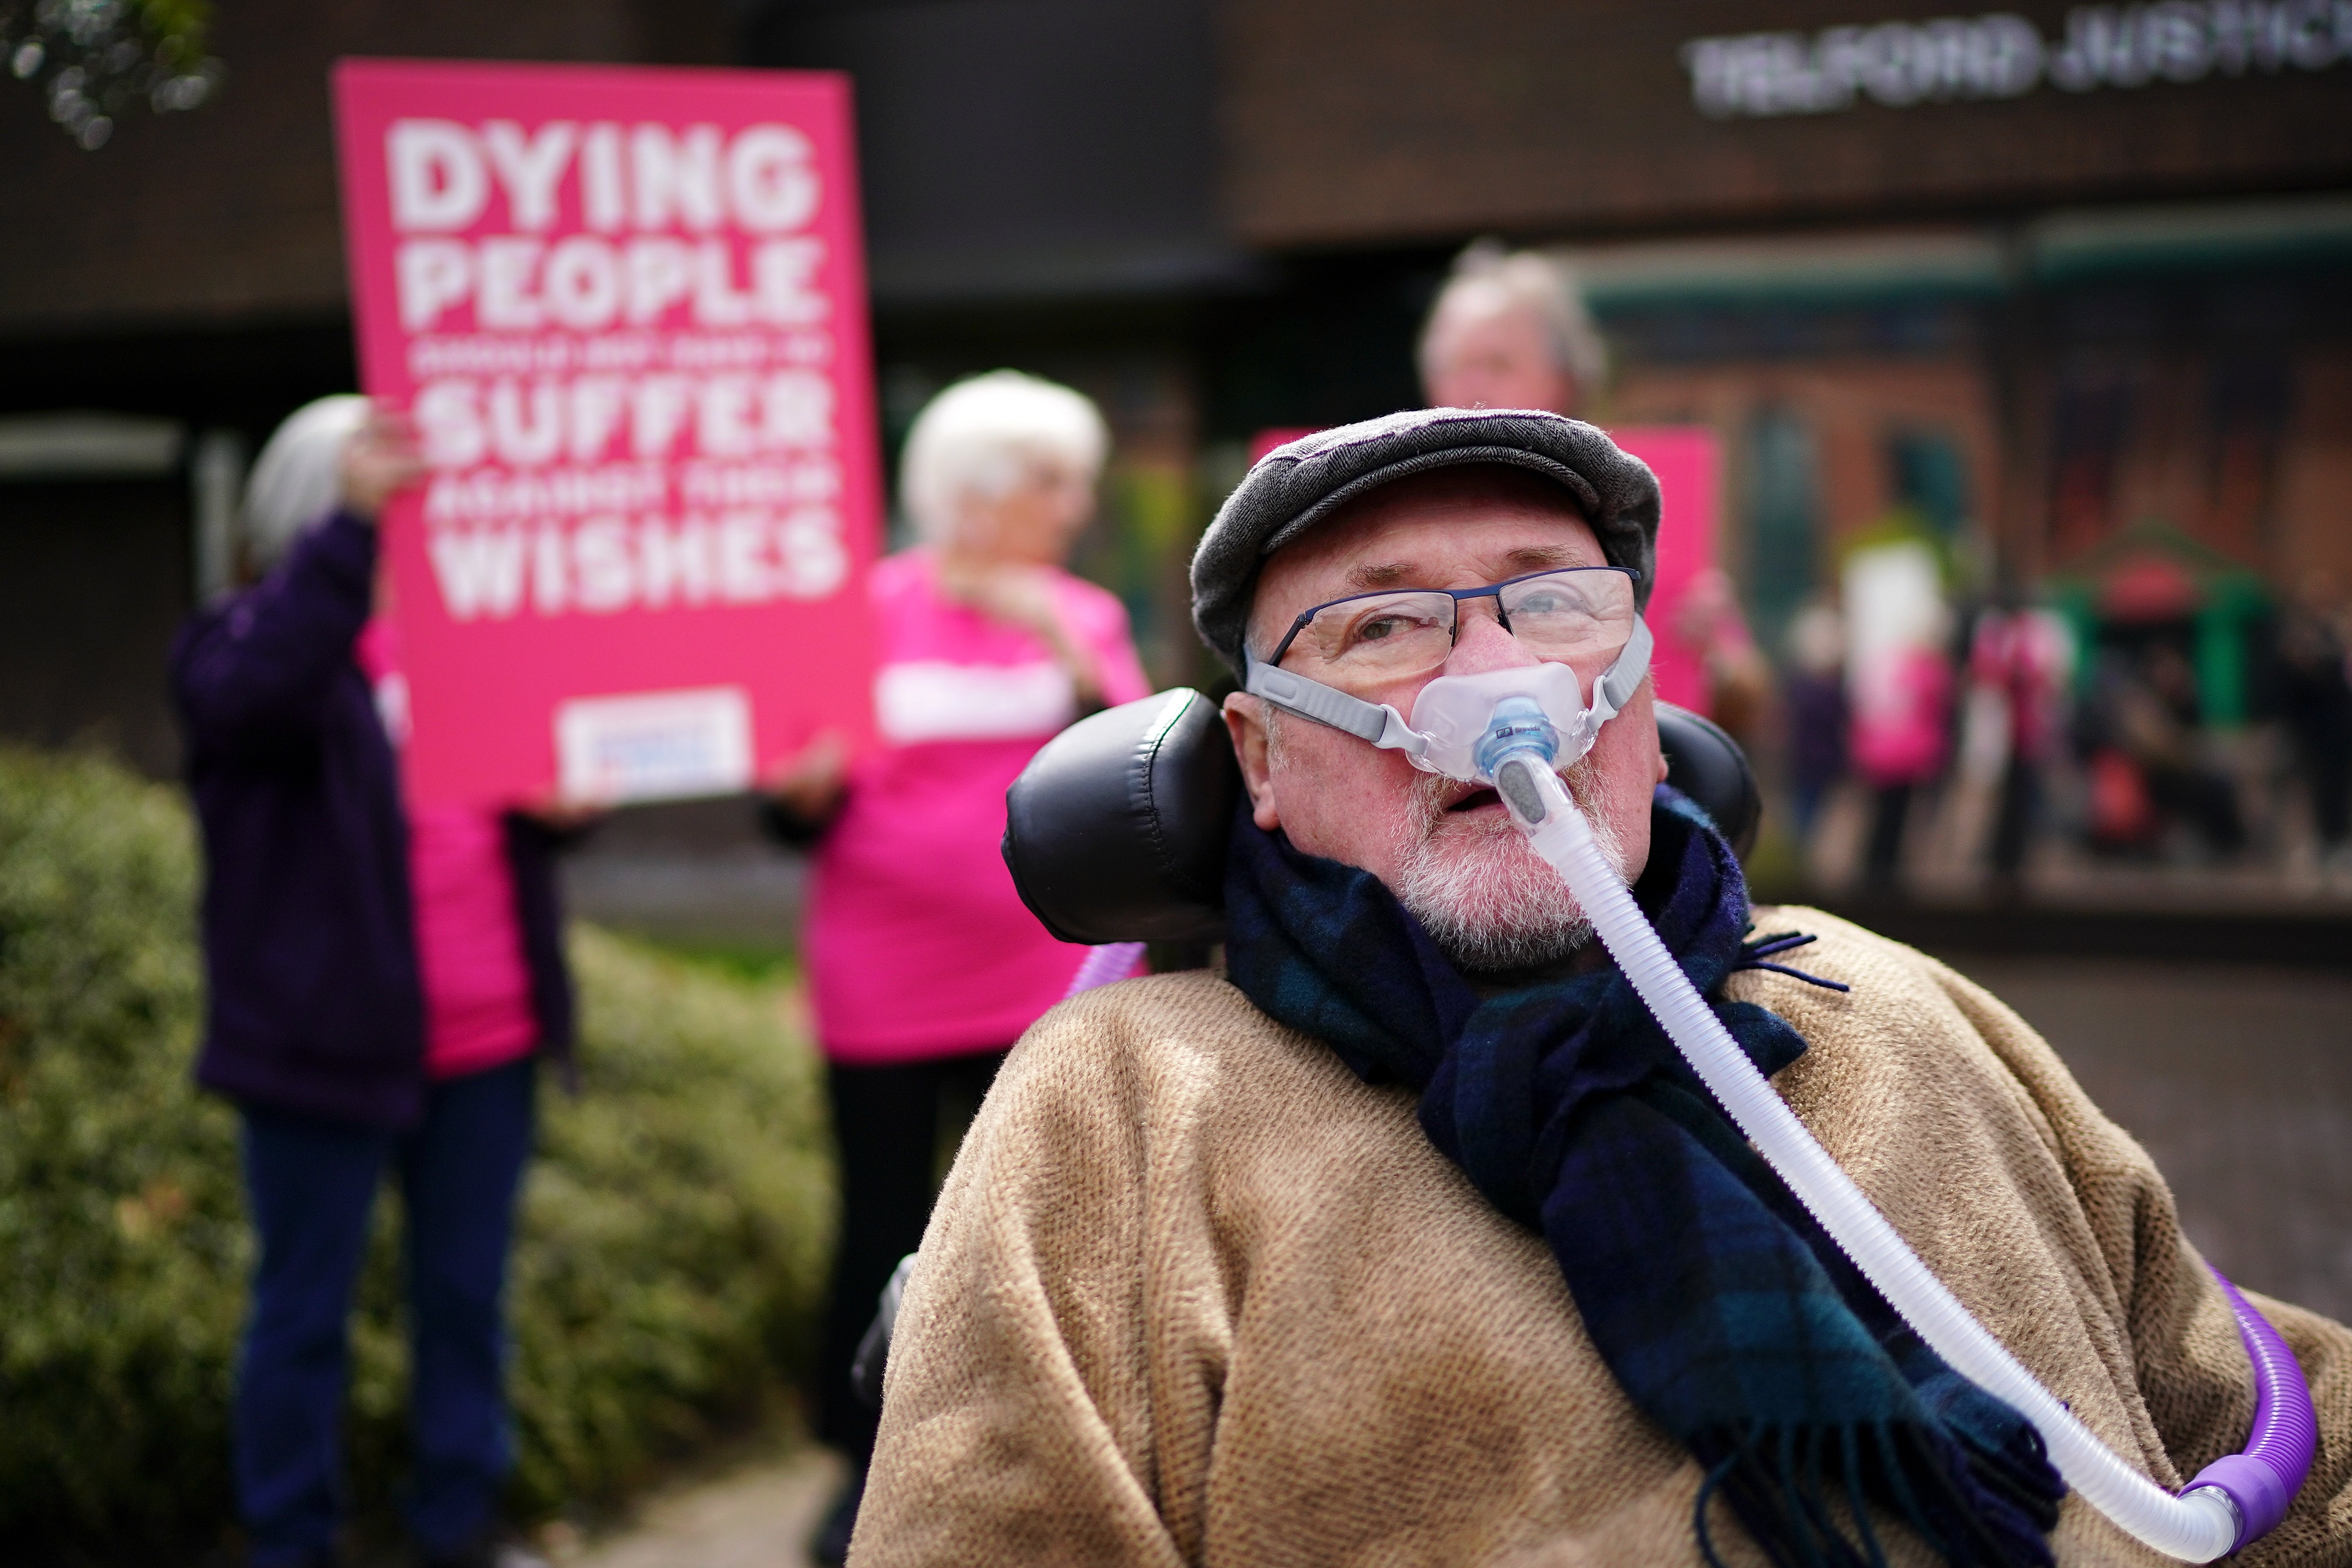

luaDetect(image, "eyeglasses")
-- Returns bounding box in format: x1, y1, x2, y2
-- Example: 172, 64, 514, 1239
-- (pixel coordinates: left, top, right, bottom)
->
1261, 566, 1640, 691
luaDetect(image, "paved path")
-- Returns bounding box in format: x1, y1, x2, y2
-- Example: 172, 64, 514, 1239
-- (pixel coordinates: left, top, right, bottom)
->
557, 1447, 843, 1568
1951, 954, 2352, 1324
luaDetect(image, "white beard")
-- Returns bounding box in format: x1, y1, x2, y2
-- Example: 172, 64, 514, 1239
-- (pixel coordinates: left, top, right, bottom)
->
1393, 756, 1630, 973
1262, 707, 1633, 975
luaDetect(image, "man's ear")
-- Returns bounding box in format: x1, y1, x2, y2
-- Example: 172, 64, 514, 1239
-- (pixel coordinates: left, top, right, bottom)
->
1222, 692, 1282, 831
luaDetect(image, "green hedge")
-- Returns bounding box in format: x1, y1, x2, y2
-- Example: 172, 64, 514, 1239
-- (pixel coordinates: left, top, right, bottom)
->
0, 749, 835, 1560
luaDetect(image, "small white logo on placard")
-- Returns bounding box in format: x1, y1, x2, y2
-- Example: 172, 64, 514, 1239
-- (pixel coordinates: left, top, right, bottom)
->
555, 686, 753, 804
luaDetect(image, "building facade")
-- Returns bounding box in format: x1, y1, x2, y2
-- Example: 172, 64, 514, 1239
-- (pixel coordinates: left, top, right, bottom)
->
3, 0, 2348, 766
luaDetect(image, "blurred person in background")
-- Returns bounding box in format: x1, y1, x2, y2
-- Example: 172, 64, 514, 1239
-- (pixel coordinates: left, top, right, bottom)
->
1843, 538, 1955, 892
760, 370, 1152, 1565
1968, 590, 2074, 891
2144, 643, 2248, 859
1782, 599, 1849, 851
2077, 642, 2244, 862
1418, 239, 1606, 418
171, 396, 581, 1568
1668, 561, 1773, 745
2076, 649, 2163, 854
2276, 570, 2352, 879
1419, 241, 1769, 740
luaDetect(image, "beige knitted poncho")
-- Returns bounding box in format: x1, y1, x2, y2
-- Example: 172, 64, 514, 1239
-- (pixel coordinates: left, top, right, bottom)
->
853, 909, 2352, 1566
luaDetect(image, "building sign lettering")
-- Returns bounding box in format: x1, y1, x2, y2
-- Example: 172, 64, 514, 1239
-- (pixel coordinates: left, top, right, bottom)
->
1683, 2, 2351, 118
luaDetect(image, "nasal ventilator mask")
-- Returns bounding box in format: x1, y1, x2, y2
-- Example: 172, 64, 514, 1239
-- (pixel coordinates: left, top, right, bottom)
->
1247, 626, 2314, 1563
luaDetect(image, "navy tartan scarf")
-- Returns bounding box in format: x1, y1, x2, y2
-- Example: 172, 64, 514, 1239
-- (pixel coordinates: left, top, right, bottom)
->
1222, 787, 2062, 1568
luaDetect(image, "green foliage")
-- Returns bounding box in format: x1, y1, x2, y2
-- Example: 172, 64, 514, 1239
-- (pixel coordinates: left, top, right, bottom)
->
635, 938, 801, 991
501, 925, 833, 1514
0, 748, 242, 1557
3, 0, 222, 149
0, 748, 835, 1558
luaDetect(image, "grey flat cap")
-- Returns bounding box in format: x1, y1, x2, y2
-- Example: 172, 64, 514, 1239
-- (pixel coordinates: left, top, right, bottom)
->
1190, 408, 1662, 675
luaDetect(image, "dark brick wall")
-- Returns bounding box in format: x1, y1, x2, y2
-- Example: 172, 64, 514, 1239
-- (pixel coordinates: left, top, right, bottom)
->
0, 476, 192, 775
1219, 0, 2352, 247
746, 0, 1235, 307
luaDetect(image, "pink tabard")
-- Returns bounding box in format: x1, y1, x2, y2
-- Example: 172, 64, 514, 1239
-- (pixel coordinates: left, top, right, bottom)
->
807, 549, 1152, 1063
357, 619, 541, 1081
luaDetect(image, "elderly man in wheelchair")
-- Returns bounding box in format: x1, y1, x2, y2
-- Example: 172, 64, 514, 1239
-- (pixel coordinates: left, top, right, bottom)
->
846, 410, 2352, 1568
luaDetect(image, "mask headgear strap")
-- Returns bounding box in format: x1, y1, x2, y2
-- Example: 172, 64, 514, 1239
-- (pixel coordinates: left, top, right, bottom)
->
1242, 616, 1654, 763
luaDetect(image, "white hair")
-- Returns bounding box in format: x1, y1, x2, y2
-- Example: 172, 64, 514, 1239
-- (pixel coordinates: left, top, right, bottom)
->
241, 395, 369, 573
898, 371, 1108, 545
1419, 240, 1609, 397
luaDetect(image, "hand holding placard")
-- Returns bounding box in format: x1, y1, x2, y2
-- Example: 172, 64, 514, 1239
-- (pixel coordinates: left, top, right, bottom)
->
338, 405, 426, 519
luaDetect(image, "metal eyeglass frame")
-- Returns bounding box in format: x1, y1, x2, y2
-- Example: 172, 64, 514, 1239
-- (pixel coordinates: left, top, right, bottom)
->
1259, 564, 1643, 675
1241, 564, 1654, 770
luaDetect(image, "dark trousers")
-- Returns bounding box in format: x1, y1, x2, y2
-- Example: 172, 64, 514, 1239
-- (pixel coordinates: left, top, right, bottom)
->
234, 1057, 537, 1568
816, 1047, 1008, 1466
1865, 781, 1914, 886
2147, 764, 2246, 856
2304, 732, 2352, 848
1988, 756, 2038, 880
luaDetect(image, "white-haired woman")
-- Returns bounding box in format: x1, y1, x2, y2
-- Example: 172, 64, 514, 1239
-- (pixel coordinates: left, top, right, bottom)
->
763, 370, 1150, 1559
171, 396, 570, 1568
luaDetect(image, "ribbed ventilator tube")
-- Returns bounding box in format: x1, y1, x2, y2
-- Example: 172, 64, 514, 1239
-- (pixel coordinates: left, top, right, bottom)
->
1489, 747, 2280, 1563
2192, 1266, 2320, 1546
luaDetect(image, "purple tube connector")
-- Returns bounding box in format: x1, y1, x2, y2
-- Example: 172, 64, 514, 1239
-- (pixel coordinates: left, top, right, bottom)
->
2180, 1265, 2319, 1552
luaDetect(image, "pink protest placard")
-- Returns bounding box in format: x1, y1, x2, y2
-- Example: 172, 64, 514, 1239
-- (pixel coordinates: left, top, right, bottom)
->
333, 58, 880, 808
1611, 426, 1722, 716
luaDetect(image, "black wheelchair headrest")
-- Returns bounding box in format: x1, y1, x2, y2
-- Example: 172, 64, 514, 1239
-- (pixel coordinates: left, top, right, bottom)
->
1003, 690, 1761, 946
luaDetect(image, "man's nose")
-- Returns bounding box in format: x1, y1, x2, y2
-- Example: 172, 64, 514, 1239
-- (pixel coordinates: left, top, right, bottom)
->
1444, 601, 1540, 676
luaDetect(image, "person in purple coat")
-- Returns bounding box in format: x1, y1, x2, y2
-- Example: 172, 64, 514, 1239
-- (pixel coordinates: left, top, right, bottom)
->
171, 396, 576, 1568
